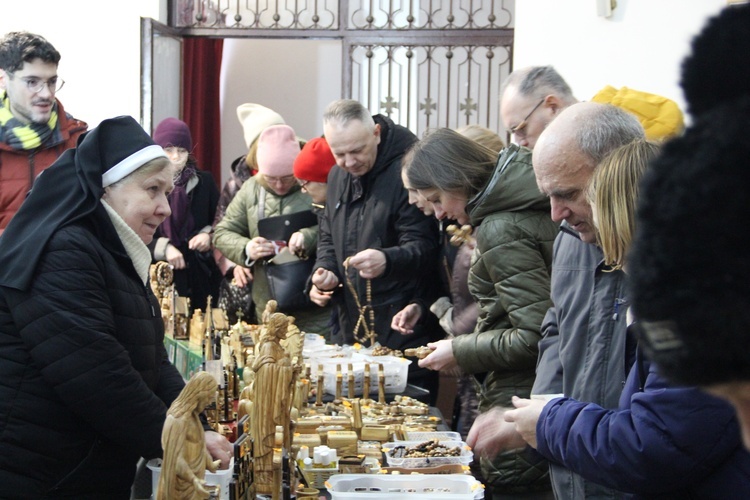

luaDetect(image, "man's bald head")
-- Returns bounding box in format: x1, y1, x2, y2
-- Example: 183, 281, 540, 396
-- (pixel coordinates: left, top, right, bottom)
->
532, 102, 644, 244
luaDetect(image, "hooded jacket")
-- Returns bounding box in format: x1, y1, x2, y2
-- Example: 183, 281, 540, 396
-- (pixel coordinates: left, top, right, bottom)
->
532, 225, 632, 499
314, 114, 440, 352
537, 348, 750, 499
452, 144, 557, 493
0, 99, 87, 232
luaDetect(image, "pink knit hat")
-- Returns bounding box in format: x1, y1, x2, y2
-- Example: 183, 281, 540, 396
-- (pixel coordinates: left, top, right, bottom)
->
256, 125, 300, 177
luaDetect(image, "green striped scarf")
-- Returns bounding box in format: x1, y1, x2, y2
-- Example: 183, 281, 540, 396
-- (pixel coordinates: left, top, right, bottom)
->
0, 90, 60, 150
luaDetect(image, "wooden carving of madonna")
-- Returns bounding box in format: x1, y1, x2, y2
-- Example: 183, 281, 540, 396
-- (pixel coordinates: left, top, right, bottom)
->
157, 371, 221, 500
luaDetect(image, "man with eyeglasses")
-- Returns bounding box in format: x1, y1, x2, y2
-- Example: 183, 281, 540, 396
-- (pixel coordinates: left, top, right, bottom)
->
500, 66, 578, 150
0, 31, 87, 236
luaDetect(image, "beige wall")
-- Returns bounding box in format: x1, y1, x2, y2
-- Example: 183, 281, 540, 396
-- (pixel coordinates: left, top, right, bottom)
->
513, 0, 727, 120
219, 39, 342, 182
0, 0, 163, 128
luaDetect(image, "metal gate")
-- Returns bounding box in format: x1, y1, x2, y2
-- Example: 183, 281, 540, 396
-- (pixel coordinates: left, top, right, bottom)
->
170, 0, 514, 136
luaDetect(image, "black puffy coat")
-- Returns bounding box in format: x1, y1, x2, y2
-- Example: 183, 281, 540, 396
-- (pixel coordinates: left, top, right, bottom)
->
315, 115, 440, 351
0, 206, 185, 498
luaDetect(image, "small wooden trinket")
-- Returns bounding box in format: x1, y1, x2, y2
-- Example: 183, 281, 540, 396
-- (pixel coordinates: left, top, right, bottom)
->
446, 224, 473, 246
404, 346, 433, 359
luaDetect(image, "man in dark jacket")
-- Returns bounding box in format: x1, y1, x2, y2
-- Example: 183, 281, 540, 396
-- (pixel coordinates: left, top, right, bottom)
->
0, 31, 87, 235
311, 99, 440, 393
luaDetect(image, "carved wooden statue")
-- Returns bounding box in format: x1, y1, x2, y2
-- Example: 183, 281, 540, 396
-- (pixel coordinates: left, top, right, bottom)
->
252, 312, 294, 495
157, 371, 221, 500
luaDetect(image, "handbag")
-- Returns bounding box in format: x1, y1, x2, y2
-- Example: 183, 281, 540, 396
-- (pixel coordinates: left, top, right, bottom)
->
264, 256, 315, 312
256, 189, 318, 312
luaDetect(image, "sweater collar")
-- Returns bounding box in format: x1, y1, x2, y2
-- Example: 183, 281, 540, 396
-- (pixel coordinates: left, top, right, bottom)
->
100, 199, 151, 284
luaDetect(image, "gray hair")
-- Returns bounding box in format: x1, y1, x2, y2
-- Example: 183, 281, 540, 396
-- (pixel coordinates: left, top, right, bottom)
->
504, 66, 576, 105
577, 104, 645, 164
323, 99, 375, 131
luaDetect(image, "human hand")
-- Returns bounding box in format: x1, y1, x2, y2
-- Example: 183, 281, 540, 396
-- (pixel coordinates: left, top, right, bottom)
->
247, 236, 273, 261
347, 249, 386, 279
188, 232, 212, 252
309, 285, 333, 307
232, 265, 253, 288
391, 303, 422, 335
204, 430, 233, 469
503, 396, 547, 449
165, 244, 185, 270
418, 339, 457, 371
312, 267, 339, 292
466, 407, 527, 459
288, 231, 306, 257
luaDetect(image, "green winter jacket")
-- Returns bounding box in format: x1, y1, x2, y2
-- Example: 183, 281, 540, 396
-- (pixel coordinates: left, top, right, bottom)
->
452, 144, 557, 494
213, 177, 330, 333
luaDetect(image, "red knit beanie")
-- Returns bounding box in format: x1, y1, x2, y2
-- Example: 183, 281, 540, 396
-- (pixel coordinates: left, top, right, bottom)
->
293, 137, 335, 183
256, 125, 300, 177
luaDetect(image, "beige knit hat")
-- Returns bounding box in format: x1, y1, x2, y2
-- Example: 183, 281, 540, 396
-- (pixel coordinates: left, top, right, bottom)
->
236, 103, 286, 149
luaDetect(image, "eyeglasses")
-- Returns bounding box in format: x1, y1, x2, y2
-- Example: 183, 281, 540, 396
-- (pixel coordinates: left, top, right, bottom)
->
8, 72, 65, 94
509, 98, 545, 137
264, 174, 296, 185
297, 179, 311, 188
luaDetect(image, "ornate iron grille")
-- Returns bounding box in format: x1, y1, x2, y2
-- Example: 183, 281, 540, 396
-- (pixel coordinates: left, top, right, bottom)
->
174, 1, 512, 30
168, 0, 513, 135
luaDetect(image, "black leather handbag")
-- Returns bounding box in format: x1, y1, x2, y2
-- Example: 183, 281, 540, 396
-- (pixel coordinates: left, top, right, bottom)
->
257, 202, 318, 313
264, 257, 315, 312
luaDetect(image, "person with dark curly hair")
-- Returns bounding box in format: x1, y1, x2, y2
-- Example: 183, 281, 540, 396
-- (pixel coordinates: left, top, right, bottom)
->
630, 97, 750, 449
679, 3, 750, 118
0, 31, 87, 235
629, 1, 750, 452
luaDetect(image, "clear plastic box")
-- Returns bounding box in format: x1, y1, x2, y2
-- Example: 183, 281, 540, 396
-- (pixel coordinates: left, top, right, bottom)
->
307, 354, 411, 396
400, 431, 462, 442
147, 458, 233, 500
326, 474, 485, 499
381, 440, 474, 468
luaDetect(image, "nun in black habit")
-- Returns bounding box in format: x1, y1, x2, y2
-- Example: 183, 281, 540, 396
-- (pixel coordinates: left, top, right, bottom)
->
0, 116, 231, 499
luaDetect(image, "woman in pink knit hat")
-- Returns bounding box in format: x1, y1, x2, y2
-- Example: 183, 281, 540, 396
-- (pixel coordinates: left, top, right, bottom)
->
213, 125, 330, 334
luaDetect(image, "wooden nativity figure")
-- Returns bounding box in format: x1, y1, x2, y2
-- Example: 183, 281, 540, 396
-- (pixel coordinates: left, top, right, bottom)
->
251, 312, 294, 495
157, 371, 221, 500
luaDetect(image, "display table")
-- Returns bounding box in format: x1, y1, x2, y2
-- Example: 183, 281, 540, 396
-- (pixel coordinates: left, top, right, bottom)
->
164, 336, 203, 380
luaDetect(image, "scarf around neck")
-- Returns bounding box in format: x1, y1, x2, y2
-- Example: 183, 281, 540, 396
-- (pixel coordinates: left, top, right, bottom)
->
0, 90, 62, 150
160, 163, 196, 247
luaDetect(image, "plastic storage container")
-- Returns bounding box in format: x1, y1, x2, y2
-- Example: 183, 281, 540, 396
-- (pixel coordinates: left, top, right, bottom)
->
400, 431, 462, 442
147, 458, 233, 500
307, 353, 411, 396
381, 440, 474, 468
326, 474, 485, 499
